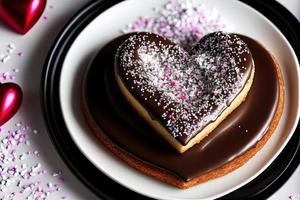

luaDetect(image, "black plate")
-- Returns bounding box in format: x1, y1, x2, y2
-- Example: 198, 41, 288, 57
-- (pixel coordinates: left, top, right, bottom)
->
41, 0, 300, 199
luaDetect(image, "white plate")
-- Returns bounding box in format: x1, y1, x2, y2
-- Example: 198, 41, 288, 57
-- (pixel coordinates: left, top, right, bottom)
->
59, 0, 300, 199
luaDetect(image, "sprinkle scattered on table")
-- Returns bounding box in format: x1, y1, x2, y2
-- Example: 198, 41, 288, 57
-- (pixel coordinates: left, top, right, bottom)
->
0, 123, 66, 200
123, 0, 232, 50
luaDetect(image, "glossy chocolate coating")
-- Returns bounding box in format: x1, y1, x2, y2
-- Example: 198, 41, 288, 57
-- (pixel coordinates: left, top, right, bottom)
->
82, 33, 279, 181
116, 32, 253, 144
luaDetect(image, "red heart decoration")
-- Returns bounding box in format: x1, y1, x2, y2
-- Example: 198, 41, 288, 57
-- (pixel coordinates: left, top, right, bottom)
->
0, 83, 22, 126
0, 0, 46, 34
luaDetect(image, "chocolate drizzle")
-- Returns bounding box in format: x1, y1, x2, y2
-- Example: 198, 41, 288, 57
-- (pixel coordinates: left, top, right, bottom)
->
82, 33, 279, 181
116, 32, 253, 144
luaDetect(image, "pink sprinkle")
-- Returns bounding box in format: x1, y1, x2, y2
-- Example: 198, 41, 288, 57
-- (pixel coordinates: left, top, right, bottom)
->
0, 153, 5, 161
169, 81, 176, 87
58, 176, 65, 183
33, 150, 41, 156
288, 194, 300, 200
168, 112, 175, 119
43, 16, 48, 20
17, 52, 23, 57
180, 95, 186, 100
37, 169, 47, 175
7, 167, 17, 175
52, 170, 62, 177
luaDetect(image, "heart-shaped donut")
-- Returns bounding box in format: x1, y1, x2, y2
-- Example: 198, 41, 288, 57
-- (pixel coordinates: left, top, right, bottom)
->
115, 32, 254, 153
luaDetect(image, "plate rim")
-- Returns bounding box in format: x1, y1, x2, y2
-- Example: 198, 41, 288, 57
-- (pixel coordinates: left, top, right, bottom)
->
41, 0, 300, 199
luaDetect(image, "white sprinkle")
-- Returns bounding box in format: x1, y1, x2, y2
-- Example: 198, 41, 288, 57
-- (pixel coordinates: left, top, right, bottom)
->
47, 182, 53, 188
0, 55, 9, 63
13, 68, 19, 73
7, 44, 16, 53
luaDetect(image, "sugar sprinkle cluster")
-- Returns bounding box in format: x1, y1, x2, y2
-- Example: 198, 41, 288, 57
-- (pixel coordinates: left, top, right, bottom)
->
0, 4, 68, 198
118, 32, 251, 138
0, 44, 22, 64
0, 43, 23, 83
289, 194, 300, 200
0, 123, 65, 200
123, 0, 232, 50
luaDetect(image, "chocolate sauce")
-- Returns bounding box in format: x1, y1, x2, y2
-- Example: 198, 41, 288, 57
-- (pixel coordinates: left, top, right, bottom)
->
82, 34, 279, 181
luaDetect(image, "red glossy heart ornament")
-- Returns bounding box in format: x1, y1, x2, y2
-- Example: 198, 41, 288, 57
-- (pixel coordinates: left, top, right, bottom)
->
0, 0, 46, 34
0, 83, 22, 126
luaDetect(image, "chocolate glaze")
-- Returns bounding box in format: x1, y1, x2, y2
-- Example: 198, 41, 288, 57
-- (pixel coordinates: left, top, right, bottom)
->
82, 34, 279, 181
116, 32, 253, 145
